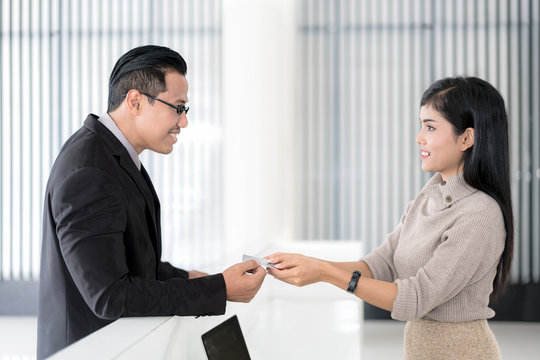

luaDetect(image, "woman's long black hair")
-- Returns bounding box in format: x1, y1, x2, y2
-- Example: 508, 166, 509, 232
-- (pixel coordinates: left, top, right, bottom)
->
420, 76, 514, 299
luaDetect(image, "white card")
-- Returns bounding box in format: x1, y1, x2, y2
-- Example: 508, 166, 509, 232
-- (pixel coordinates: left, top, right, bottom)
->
242, 254, 276, 269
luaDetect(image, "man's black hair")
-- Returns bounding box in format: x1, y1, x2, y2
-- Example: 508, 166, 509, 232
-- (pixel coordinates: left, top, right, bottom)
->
107, 45, 187, 112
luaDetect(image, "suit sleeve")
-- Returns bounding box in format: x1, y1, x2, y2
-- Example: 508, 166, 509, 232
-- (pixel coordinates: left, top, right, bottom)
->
52, 167, 226, 320
158, 261, 189, 280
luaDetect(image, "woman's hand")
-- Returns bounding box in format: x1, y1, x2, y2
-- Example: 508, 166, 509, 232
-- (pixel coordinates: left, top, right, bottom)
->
265, 252, 326, 287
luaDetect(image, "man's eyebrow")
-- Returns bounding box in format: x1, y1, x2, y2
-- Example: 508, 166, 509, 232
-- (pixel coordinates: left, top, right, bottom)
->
173, 98, 187, 104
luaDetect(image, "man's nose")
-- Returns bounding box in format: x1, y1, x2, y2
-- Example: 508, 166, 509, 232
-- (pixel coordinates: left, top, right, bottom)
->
178, 113, 188, 128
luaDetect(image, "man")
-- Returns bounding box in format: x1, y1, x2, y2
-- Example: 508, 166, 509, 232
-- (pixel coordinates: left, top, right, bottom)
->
37, 45, 266, 359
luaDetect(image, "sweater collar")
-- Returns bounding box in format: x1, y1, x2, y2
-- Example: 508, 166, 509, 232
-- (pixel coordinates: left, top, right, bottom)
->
423, 173, 477, 210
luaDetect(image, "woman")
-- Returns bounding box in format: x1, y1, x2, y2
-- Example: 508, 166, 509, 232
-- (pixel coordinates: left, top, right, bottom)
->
266, 76, 513, 360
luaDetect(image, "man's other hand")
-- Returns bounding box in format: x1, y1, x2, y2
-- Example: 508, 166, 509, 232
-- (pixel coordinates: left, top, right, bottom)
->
188, 270, 209, 279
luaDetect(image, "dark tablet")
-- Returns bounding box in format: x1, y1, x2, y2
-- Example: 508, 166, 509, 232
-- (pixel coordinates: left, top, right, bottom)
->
201, 315, 251, 360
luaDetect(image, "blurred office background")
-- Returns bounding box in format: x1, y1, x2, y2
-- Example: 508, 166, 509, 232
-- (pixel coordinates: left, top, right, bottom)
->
1, 0, 539, 358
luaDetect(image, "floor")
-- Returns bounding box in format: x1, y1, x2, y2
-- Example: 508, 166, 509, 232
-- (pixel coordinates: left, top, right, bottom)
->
362, 320, 540, 359
1, 317, 539, 359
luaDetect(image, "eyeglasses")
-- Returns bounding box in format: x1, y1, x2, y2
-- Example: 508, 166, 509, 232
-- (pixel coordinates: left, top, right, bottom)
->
141, 93, 189, 115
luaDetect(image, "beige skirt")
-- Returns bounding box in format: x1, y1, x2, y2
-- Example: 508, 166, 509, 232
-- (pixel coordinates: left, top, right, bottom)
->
403, 319, 501, 360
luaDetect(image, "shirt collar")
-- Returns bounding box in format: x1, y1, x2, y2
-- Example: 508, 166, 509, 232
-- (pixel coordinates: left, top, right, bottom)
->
423, 173, 477, 210
97, 112, 141, 170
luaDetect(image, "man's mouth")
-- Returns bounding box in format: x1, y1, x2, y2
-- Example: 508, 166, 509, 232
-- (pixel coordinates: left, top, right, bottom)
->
169, 129, 180, 142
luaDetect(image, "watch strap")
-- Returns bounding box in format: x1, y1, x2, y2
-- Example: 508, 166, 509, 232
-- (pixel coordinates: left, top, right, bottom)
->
346, 270, 361, 293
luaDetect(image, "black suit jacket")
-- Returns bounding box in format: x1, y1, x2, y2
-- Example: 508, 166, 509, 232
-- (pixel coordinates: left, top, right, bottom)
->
37, 114, 226, 359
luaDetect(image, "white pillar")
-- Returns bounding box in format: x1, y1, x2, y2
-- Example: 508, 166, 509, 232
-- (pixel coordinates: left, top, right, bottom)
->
222, 0, 297, 257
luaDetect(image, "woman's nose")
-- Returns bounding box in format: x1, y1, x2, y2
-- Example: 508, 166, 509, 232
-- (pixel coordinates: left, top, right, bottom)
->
416, 130, 424, 145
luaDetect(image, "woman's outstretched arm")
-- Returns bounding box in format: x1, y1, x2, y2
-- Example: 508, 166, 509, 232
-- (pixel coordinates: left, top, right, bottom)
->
266, 253, 397, 311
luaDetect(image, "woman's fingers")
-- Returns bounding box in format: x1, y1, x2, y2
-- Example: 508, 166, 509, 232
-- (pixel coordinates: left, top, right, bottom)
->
265, 252, 302, 270
267, 266, 299, 285
264, 252, 284, 264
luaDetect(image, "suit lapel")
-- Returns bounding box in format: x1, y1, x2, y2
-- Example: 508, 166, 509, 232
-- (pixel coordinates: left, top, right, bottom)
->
84, 115, 160, 251
140, 165, 162, 258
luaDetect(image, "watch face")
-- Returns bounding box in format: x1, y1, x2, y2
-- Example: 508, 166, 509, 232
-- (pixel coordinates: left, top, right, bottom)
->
347, 271, 361, 293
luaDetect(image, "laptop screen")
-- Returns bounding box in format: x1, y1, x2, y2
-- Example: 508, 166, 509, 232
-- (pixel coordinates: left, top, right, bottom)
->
201, 315, 251, 360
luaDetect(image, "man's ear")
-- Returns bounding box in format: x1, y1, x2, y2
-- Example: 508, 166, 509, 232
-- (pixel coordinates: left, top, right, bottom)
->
125, 89, 143, 114
461, 127, 475, 151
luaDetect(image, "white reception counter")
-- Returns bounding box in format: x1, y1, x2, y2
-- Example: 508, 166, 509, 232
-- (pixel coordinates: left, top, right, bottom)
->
48, 241, 363, 359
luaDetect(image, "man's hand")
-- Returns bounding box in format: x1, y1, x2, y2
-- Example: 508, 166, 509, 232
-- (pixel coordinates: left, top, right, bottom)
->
188, 270, 208, 279
222, 260, 266, 302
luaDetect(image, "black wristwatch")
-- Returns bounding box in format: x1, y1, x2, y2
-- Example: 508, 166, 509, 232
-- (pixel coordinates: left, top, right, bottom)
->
346, 270, 361, 294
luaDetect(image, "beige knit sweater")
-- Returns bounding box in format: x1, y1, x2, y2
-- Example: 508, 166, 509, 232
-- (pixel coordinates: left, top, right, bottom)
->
362, 173, 506, 322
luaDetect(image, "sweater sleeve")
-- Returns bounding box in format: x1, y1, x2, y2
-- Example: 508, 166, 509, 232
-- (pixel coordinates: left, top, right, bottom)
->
361, 201, 413, 282
390, 205, 505, 321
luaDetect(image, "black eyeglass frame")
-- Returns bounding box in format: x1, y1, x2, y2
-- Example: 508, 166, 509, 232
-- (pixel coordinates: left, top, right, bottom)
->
141, 93, 189, 115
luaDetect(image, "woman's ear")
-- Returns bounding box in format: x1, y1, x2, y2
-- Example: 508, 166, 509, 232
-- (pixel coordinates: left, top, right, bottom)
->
461, 127, 475, 151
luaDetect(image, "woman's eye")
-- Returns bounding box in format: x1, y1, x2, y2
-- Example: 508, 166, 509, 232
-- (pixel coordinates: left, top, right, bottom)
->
427, 125, 435, 131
